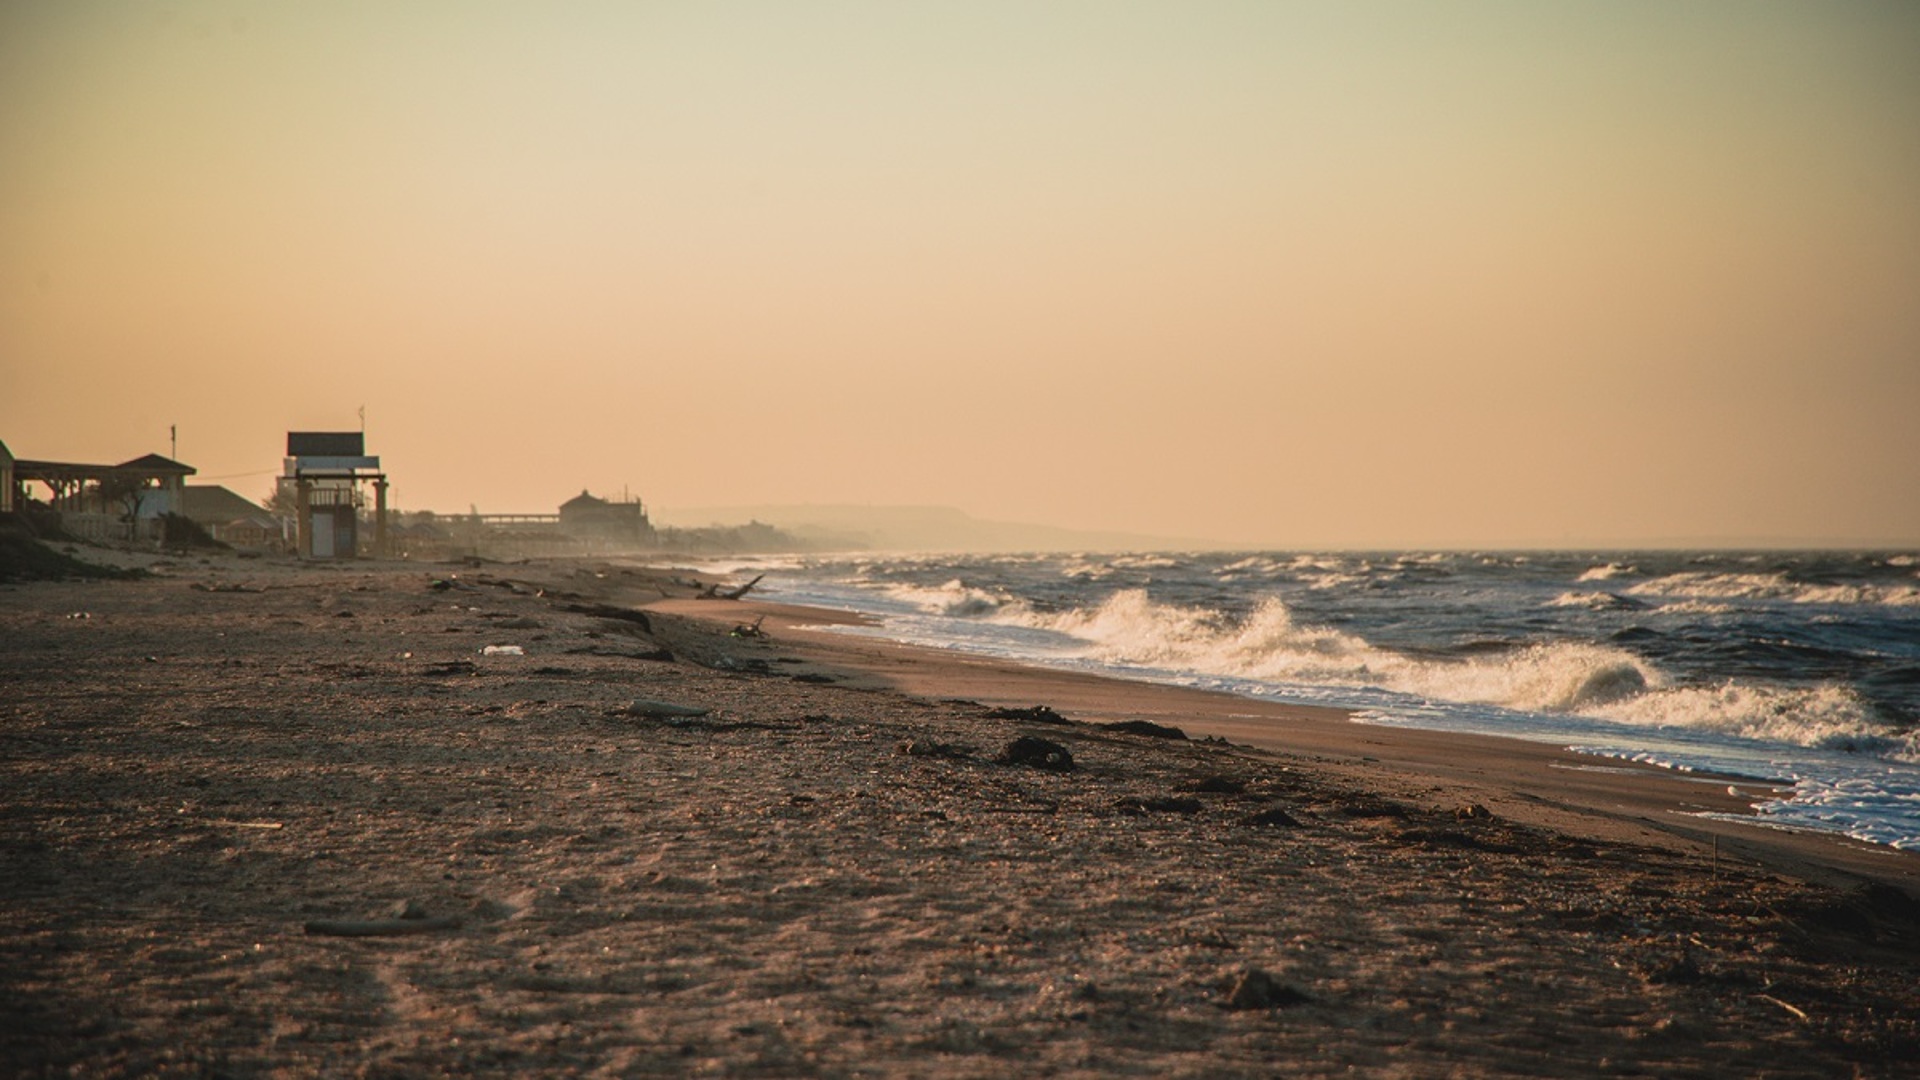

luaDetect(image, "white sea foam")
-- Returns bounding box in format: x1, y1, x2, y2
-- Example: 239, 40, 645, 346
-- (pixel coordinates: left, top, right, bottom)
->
1547, 591, 1638, 610
1000, 588, 1920, 760
1593, 681, 1911, 753
689, 556, 809, 576
1217, 556, 1288, 578
883, 579, 1021, 618
1577, 563, 1634, 582
1627, 571, 1920, 607
1109, 554, 1183, 571
1651, 599, 1736, 616
1059, 558, 1117, 581
766, 557, 1920, 849
1012, 590, 1665, 716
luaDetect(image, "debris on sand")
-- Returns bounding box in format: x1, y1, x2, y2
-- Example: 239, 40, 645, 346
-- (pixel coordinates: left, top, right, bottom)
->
559, 602, 656, 632
1100, 719, 1188, 740
1185, 775, 1248, 794
899, 739, 975, 760
983, 705, 1071, 725
1223, 967, 1310, 1010
997, 736, 1075, 772
700, 574, 764, 600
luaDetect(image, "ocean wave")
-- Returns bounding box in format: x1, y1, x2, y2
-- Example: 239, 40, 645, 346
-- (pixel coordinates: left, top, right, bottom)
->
1547, 591, 1642, 611
1018, 590, 1664, 716
1650, 599, 1735, 616
1016, 589, 1913, 757
1576, 563, 1635, 582
882, 579, 1023, 618
1595, 682, 1914, 755
1109, 555, 1183, 571
1216, 556, 1288, 578
1059, 558, 1117, 581
1626, 571, 1920, 607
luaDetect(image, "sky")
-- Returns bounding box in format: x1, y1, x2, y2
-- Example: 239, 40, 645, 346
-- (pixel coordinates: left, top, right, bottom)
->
3, 1, 1916, 549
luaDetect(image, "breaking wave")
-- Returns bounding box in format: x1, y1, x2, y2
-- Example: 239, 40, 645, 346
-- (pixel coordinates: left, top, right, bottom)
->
1626, 572, 1920, 608
1597, 682, 1917, 759
1001, 589, 1905, 754
1013, 590, 1661, 716
1547, 591, 1642, 611
882, 579, 1023, 618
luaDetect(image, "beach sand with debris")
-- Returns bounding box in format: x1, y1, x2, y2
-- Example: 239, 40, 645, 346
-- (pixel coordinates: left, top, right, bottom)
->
3, 551, 1918, 1077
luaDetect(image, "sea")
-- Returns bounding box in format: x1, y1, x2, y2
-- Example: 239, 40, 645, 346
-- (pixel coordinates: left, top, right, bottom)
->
697, 549, 1920, 851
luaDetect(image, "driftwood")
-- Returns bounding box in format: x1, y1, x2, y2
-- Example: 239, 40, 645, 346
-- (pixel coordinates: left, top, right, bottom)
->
701, 574, 764, 600
304, 916, 461, 937
559, 602, 655, 632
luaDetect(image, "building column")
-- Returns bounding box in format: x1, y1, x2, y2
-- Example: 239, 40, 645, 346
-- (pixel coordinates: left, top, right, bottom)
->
295, 477, 312, 559
373, 477, 389, 558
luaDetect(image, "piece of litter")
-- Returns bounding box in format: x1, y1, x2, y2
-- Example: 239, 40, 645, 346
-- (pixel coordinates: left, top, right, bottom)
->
480, 645, 525, 656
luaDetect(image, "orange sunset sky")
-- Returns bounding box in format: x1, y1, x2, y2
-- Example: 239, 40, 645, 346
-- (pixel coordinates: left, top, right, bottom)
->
2, 2, 1916, 548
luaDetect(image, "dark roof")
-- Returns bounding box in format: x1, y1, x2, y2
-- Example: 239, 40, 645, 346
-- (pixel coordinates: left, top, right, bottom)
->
287, 432, 364, 457
114, 453, 196, 475
180, 485, 266, 524
560, 490, 608, 511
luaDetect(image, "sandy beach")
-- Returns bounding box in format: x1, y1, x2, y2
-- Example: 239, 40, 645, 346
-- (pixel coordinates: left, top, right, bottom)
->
4, 551, 1918, 1077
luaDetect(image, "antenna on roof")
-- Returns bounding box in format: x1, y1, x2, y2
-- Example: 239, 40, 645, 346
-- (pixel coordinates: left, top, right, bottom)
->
170, 424, 177, 461
359, 405, 366, 434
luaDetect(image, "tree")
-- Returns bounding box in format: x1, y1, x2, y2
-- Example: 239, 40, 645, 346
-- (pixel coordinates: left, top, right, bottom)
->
96, 473, 154, 541
262, 480, 298, 518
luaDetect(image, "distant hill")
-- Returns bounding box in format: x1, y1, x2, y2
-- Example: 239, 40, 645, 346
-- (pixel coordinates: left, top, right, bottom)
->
649, 505, 1219, 554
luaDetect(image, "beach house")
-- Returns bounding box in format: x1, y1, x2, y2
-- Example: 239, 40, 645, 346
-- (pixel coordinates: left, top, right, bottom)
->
2, 444, 197, 542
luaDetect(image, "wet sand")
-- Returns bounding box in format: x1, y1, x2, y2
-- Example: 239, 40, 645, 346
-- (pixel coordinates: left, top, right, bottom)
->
3, 552, 1917, 1077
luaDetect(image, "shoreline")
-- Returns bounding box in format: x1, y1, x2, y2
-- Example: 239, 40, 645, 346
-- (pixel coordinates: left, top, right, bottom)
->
4, 552, 1918, 1075
642, 593, 1919, 894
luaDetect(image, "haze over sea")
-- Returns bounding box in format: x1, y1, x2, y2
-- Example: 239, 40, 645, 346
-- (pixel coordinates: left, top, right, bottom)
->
710, 550, 1920, 850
